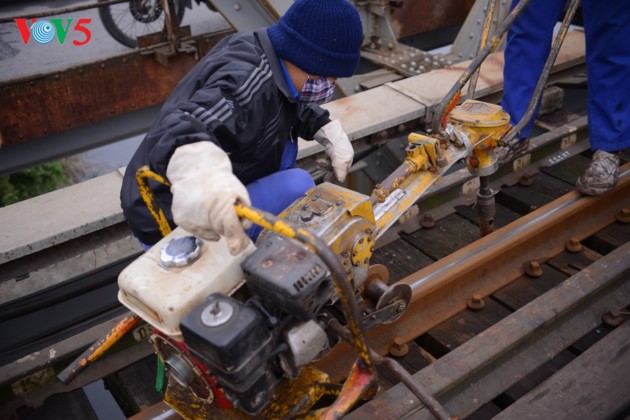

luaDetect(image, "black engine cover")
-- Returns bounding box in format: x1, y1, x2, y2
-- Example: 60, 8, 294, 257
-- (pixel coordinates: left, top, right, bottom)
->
180, 293, 274, 398
241, 234, 333, 319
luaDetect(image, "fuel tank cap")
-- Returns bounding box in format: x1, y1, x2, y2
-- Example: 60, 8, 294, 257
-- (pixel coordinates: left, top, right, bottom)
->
159, 235, 202, 268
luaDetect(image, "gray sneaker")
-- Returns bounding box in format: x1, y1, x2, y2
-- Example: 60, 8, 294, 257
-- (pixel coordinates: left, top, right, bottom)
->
496, 138, 530, 165
576, 150, 620, 196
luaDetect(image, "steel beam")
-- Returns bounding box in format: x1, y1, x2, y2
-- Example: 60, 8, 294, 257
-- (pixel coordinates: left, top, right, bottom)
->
0, 29, 234, 149
390, 0, 475, 40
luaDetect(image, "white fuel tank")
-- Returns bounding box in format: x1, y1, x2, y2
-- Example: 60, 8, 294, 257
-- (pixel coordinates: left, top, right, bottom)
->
118, 228, 256, 339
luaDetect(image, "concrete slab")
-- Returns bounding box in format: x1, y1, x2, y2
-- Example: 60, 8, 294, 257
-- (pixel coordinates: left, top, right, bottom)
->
0, 171, 125, 263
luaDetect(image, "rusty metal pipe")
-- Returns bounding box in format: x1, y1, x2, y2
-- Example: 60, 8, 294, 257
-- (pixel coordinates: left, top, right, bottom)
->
373, 355, 453, 420
57, 314, 141, 384
162, 0, 181, 52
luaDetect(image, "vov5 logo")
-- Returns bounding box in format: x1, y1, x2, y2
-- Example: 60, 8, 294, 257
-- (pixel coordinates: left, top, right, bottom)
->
14, 18, 92, 46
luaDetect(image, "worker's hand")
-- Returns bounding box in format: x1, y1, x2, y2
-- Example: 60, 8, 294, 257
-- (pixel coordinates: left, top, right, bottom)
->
166, 142, 252, 255
314, 119, 354, 183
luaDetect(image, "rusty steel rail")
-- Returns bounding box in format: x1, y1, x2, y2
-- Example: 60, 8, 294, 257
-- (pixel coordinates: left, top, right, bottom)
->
350, 240, 630, 419
316, 163, 630, 382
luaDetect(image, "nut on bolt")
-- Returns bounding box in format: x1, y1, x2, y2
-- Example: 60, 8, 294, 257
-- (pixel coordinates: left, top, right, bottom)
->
616, 208, 630, 224
467, 293, 485, 310
519, 173, 533, 187
421, 214, 435, 229
566, 237, 583, 253
525, 260, 543, 278
389, 337, 409, 357
602, 309, 624, 327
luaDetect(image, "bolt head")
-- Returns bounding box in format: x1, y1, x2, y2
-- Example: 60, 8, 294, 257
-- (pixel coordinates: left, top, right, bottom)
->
467, 294, 485, 310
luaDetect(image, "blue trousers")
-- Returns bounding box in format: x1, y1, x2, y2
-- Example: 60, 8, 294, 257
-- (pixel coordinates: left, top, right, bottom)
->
245, 137, 314, 241
502, 0, 630, 152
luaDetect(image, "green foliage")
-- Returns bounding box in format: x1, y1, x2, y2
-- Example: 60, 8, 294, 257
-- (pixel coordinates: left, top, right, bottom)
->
0, 163, 67, 206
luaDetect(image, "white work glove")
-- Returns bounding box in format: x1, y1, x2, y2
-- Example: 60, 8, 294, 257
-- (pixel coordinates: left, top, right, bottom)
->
313, 119, 354, 183
166, 142, 252, 255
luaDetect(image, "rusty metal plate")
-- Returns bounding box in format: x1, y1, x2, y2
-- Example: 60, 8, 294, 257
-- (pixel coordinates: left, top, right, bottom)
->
0, 29, 233, 148
390, 0, 475, 39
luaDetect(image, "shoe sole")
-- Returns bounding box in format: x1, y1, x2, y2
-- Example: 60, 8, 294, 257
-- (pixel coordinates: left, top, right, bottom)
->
576, 180, 615, 196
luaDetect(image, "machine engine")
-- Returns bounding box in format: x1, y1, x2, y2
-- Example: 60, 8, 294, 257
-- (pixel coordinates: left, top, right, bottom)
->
118, 183, 407, 416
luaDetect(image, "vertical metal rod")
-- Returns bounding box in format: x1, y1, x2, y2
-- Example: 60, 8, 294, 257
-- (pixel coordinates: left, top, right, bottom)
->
466, 0, 498, 100
374, 355, 453, 420
162, 0, 180, 51
477, 175, 495, 237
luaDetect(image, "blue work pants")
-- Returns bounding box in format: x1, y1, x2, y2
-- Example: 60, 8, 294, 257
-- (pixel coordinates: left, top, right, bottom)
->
502, 0, 630, 151
245, 137, 314, 241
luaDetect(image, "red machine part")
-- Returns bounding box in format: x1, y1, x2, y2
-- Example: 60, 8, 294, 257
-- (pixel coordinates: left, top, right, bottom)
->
151, 329, 233, 409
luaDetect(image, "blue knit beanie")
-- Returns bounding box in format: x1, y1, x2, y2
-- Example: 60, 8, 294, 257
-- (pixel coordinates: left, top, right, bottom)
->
267, 0, 363, 78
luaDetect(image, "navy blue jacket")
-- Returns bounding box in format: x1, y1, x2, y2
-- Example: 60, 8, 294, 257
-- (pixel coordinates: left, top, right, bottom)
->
120, 29, 330, 245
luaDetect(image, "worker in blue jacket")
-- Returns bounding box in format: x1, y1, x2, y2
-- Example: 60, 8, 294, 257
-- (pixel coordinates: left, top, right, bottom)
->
501, 0, 630, 195
120, 0, 363, 254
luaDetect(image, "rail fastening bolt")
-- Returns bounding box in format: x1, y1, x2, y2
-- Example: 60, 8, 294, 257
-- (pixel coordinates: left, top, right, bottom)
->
602, 309, 624, 327
566, 237, 583, 253
519, 173, 533, 187
389, 337, 409, 357
421, 214, 435, 229
467, 293, 485, 310
616, 208, 630, 224
525, 260, 543, 278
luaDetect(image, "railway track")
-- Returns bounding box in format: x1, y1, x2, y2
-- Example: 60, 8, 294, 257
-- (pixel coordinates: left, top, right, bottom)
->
6, 150, 627, 420
344, 159, 630, 419
1, 4, 613, 418
2, 94, 629, 418
122, 152, 629, 420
